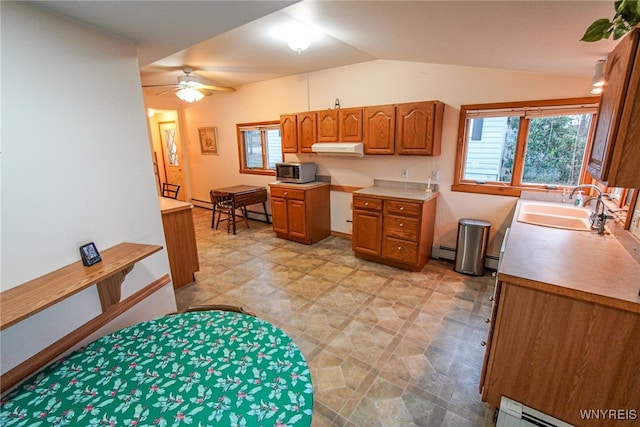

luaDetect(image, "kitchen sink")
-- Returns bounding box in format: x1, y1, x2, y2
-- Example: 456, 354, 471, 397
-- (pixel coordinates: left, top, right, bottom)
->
517, 201, 593, 231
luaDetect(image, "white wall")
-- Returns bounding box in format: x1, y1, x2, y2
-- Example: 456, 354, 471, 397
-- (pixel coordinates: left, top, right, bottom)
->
146, 50, 592, 257
0, 2, 176, 374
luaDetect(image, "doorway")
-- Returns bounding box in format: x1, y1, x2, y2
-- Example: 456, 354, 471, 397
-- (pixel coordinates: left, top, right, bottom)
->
148, 111, 187, 201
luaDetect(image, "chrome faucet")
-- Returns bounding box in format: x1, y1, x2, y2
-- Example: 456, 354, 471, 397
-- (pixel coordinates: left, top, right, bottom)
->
569, 184, 602, 200
570, 185, 610, 234
583, 197, 607, 234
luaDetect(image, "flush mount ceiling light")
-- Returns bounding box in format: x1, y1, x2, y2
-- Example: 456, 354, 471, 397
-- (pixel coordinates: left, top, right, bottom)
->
590, 60, 606, 94
273, 23, 318, 54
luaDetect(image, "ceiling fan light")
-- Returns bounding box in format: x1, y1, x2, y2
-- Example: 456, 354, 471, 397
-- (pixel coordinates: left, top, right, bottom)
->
176, 88, 204, 103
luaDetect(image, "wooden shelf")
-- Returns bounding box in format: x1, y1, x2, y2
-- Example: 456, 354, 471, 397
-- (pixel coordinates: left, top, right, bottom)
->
0, 242, 162, 330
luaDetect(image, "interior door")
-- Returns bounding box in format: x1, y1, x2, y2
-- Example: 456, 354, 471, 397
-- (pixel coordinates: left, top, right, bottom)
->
159, 121, 186, 200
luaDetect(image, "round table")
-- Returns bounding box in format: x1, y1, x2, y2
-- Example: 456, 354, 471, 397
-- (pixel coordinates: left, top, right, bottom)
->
1, 311, 313, 426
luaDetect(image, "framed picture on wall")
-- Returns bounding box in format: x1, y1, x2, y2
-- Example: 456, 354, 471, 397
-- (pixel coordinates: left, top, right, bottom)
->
199, 127, 218, 154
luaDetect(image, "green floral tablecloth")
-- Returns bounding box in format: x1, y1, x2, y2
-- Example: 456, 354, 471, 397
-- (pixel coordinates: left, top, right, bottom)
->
1, 311, 313, 426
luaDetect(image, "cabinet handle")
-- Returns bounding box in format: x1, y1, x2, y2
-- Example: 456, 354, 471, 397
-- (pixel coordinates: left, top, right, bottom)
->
400, 207, 404, 211
364, 202, 369, 206
399, 223, 404, 227
484, 318, 490, 323
284, 192, 288, 196
397, 246, 402, 250
489, 296, 494, 302
481, 341, 487, 346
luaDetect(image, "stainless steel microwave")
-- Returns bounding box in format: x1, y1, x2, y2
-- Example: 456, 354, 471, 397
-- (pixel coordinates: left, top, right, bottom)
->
275, 162, 316, 183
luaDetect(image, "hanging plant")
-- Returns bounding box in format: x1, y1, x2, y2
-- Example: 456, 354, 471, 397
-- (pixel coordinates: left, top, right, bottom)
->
581, 0, 640, 41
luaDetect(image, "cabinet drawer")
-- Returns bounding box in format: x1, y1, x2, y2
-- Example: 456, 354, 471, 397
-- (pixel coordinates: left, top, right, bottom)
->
384, 200, 421, 217
353, 196, 383, 211
384, 215, 420, 241
382, 237, 418, 264
270, 187, 305, 200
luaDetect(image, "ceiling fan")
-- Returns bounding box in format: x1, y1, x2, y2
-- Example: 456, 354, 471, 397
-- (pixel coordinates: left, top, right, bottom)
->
142, 67, 235, 102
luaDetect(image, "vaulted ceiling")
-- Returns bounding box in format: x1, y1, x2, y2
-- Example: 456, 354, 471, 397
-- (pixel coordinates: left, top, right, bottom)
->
33, 1, 620, 93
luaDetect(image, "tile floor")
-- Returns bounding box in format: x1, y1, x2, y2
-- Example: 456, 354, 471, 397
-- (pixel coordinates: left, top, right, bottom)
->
175, 208, 497, 426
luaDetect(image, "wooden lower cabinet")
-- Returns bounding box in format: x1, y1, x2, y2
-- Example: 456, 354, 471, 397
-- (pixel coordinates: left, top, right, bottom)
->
352, 194, 436, 271
481, 281, 640, 426
160, 204, 199, 288
269, 182, 330, 245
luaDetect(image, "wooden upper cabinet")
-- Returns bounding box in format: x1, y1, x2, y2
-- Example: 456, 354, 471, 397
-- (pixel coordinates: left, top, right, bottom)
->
338, 108, 363, 142
587, 27, 640, 188
396, 101, 444, 155
317, 110, 339, 142
297, 112, 317, 152
317, 108, 364, 142
280, 114, 298, 153
364, 105, 396, 154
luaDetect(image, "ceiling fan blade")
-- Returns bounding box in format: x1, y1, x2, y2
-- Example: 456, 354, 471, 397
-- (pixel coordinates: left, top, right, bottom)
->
155, 87, 179, 96
200, 84, 236, 93
142, 84, 179, 88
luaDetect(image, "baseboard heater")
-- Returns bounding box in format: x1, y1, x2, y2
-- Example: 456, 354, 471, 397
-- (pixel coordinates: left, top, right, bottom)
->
497, 397, 574, 427
191, 198, 271, 223
432, 244, 499, 270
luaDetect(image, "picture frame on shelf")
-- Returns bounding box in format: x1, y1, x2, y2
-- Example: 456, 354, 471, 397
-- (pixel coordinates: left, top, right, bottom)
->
79, 242, 102, 266
199, 127, 218, 154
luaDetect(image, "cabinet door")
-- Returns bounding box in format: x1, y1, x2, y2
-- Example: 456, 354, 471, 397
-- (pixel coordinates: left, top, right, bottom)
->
587, 29, 638, 184
338, 108, 363, 142
317, 110, 339, 142
271, 197, 288, 234
280, 114, 298, 153
364, 105, 395, 154
297, 112, 317, 153
352, 209, 382, 255
287, 200, 307, 239
396, 101, 443, 155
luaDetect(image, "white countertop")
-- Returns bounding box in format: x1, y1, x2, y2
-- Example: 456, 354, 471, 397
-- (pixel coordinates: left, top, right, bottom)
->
499, 199, 640, 312
354, 186, 438, 202
269, 181, 330, 189
159, 196, 193, 214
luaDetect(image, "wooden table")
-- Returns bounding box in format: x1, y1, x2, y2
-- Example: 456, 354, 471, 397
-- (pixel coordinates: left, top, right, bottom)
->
1, 311, 314, 426
213, 185, 269, 234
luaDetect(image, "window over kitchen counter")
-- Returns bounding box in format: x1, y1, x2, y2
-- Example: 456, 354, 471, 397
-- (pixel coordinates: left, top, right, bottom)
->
453, 97, 599, 196
237, 121, 283, 175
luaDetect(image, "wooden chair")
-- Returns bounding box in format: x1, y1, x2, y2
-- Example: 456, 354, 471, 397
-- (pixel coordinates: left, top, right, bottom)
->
162, 183, 180, 199
210, 190, 250, 233
184, 304, 256, 317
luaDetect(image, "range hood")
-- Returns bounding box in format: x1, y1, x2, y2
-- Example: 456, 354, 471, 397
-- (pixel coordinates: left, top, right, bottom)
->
311, 142, 364, 157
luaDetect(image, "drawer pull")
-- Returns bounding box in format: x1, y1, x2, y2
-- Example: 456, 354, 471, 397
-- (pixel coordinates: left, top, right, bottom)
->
364, 202, 369, 206
284, 192, 288, 196
484, 318, 490, 323
489, 296, 494, 302
399, 223, 404, 227
481, 341, 487, 346
397, 246, 402, 250
399, 207, 404, 211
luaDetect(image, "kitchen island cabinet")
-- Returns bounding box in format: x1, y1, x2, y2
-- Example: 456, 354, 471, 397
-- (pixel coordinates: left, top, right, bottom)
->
352, 187, 437, 271
481, 199, 640, 425
159, 197, 199, 288
269, 182, 330, 245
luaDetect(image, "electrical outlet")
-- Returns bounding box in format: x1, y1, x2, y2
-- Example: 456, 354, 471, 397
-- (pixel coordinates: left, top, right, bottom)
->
432, 170, 439, 180
401, 169, 409, 179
